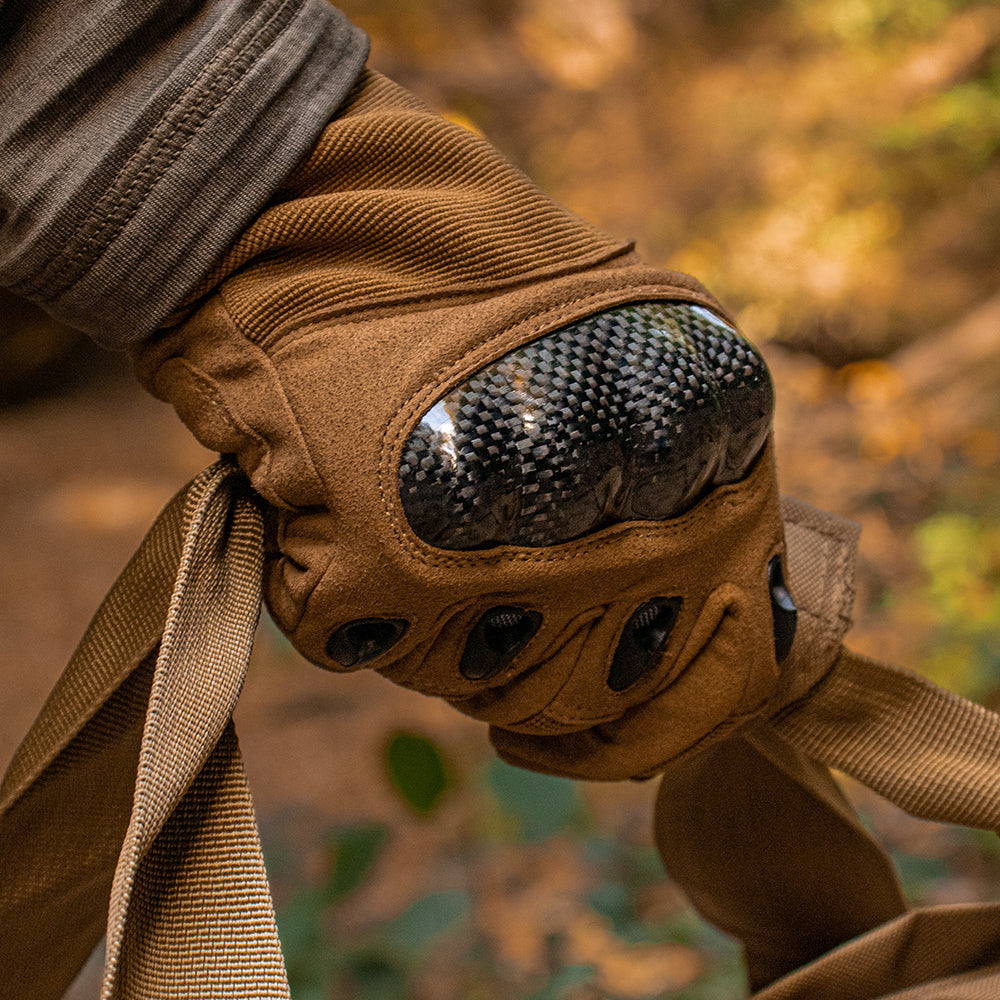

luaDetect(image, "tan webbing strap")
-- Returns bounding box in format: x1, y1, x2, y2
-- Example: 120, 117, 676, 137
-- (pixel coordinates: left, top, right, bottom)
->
773, 648, 1000, 834
655, 727, 907, 993
110, 721, 289, 1000
650, 496, 903, 990
0, 463, 289, 999
769, 499, 1000, 834
750, 654, 1000, 995
770, 495, 861, 709
751, 902, 1000, 999
101, 462, 287, 999
1, 475, 192, 1000
656, 497, 1000, 998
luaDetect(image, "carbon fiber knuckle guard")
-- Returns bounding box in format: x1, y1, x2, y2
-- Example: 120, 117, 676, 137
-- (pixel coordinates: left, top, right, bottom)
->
399, 301, 773, 550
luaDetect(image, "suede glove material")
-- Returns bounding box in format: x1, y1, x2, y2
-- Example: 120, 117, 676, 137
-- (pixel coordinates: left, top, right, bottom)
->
135, 69, 787, 781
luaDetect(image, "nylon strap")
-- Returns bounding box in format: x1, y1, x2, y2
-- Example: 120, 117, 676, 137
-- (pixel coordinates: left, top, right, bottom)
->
751, 651, 1000, 994
656, 498, 1000, 998
751, 900, 1000, 999
0, 462, 288, 999
655, 726, 908, 991
770, 498, 1000, 836
774, 648, 1000, 833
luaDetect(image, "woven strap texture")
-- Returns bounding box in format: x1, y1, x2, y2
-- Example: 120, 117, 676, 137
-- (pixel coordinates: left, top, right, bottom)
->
655, 725, 910, 992
751, 651, 1000, 997
656, 498, 1000, 998
770, 498, 1000, 835
0, 462, 286, 999
752, 902, 1000, 999
776, 648, 1000, 832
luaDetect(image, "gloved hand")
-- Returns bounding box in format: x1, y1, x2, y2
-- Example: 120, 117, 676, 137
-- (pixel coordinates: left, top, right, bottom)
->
134, 69, 791, 781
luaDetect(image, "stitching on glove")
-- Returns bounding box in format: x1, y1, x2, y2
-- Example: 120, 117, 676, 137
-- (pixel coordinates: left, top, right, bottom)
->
549, 585, 738, 724
392, 603, 606, 700
158, 358, 268, 455
377, 288, 760, 568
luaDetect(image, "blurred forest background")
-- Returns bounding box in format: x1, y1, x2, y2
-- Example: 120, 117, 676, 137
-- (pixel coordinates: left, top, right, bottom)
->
1, 0, 998, 997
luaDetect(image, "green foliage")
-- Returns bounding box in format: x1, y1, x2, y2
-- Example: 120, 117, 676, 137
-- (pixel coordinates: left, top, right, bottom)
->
660, 913, 745, 1000
324, 825, 388, 904
385, 731, 450, 814
669, 952, 745, 1000
913, 512, 1000, 699
916, 513, 1000, 622
523, 964, 594, 1000
893, 853, 953, 904
274, 737, 465, 999
332, 892, 473, 1000
378, 890, 471, 961
485, 758, 584, 842
278, 886, 335, 1000
788, 0, 1000, 45
277, 825, 393, 998
874, 70, 1000, 169
338, 956, 407, 1000
585, 838, 670, 944
275, 823, 470, 1000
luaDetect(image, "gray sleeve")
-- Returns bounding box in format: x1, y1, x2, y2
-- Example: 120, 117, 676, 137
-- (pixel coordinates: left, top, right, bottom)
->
0, 0, 369, 347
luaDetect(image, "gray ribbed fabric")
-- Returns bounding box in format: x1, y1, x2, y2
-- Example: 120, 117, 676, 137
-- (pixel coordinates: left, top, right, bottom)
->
0, 0, 369, 346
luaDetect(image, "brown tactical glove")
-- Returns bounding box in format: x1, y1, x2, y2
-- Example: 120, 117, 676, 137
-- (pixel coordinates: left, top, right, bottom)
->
134, 69, 791, 782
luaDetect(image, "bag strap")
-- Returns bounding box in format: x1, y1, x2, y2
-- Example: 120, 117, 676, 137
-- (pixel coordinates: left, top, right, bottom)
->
747, 655, 1000, 999
656, 497, 1000, 998
655, 725, 908, 992
773, 647, 1000, 833
770, 494, 1000, 835
751, 901, 1000, 1000
655, 651, 1000, 996
0, 462, 289, 999
7, 472, 1000, 998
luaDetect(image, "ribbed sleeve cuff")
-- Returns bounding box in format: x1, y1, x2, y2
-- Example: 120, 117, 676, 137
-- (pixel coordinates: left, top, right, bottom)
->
0, 0, 369, 346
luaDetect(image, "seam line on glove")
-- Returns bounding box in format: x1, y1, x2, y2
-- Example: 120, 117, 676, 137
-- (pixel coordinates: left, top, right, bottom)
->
376, 288, 762, 567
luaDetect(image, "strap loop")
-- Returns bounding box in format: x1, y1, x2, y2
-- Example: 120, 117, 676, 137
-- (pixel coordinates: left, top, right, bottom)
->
0, 462, 288, 1000
774, 648, 1000, 834
6, 474, 1000, 998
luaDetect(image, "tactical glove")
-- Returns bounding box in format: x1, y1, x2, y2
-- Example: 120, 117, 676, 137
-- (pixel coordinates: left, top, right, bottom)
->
135, 70, 789, 782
